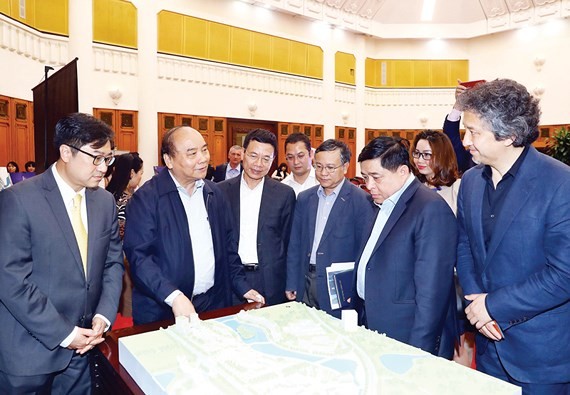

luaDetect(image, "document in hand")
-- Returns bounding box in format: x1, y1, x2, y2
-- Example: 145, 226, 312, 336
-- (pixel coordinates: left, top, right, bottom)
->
326, 262, 354, 310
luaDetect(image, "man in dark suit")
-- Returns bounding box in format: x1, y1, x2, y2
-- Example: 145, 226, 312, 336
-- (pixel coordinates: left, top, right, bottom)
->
0, 113, 124, 394
213, 145, 243, 182
456, 79, 570, 393
443, 82, 476, 174
124, 126, 263, 325
354, 136, 458, 358
285, 139, 374, 317
218, 129, 296, 306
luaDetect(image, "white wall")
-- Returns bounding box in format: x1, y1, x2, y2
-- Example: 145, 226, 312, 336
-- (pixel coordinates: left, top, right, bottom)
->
1, 1, 569, 177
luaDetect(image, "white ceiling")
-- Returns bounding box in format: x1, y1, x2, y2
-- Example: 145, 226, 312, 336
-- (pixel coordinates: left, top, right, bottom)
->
250, 0, 570, 38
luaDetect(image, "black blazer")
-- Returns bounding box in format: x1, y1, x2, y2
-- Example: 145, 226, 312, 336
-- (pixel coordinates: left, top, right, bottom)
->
218, 176, 296, 305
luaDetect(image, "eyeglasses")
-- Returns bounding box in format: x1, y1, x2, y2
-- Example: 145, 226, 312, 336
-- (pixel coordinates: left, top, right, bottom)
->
313, 163, 344, 173
285, 152, 308, 162
412, 150, 433, 161
66, 144, 115, 166
245, 151, 274, 165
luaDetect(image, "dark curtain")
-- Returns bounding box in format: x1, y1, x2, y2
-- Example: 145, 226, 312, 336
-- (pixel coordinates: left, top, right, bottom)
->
32, 58, 78, 173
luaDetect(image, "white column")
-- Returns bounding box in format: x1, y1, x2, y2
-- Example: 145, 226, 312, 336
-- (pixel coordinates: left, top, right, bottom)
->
320, 27, 337, 141
354, 35, 367, 170
133, 1, 159, 182
68, 0, 94, 113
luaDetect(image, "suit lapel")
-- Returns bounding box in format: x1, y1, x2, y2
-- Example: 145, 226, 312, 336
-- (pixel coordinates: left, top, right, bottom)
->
229, 177, 241, 227
258, 178, 272, 235
85, 189, 97, 279
368, 179, 419, 259
41, 171, 86, 278
470, 174, 487, 263
307, 191, 319, 249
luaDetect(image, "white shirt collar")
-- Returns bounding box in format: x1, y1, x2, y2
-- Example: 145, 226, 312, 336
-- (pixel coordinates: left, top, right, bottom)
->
168, 170, 204, 196
383, 173, 415, 209
240, 173, 265, 191
51, 164, 85, 204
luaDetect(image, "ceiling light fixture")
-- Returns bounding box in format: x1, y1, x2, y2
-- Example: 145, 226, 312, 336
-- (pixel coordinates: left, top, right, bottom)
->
421, 0, 436, 22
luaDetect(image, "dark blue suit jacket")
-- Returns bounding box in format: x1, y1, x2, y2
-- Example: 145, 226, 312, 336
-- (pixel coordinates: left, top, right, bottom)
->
124, 170, 250, 325
353, 178, 458, 358
0, 168, 124, 375
457, 147, 570, 383
218, 176, 296, 305
286, 180, 374, 317
443, 117, 475, 174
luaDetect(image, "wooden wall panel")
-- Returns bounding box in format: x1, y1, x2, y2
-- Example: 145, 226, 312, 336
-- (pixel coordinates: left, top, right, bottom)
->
335, 52, 356, 85
277, 123, 290, 167
93, 0, 137, 48
94, 108, 138, 153
211, 117, 227, 167
366, 59, 469, 88
0, 96, 10, 164
116, 110, 138, 152
157, 113, 227, 167
335, 126, 356, 179
157, 11, 323, 79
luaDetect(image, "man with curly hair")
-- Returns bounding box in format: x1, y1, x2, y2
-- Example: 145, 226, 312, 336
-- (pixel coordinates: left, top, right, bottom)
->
456, 79, 570, 393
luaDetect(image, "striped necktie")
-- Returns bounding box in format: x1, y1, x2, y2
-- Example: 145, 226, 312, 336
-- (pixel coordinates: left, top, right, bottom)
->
71, 193, 88, 277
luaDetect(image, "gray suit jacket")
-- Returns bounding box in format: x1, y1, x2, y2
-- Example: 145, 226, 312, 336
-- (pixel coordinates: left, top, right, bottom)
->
0, 167, 124, 375
218, 176, 296, 305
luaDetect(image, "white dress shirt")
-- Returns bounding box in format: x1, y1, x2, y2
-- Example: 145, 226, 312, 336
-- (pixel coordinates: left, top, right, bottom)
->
238, 175, 264, 264
309, 180, 344, 265
165, 173, 215, 305
282, 168, 318, 197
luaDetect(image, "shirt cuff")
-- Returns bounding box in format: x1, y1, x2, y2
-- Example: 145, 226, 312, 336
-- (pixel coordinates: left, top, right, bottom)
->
447, 109, 462, 122
165, 290, 182, 307
60, 327, 78, 348
94, 314, 111, 332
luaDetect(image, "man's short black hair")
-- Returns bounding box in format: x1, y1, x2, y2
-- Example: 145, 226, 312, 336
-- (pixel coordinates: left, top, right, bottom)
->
53, 113, 114, 152
244, 129, 277, 154
315, 139, 351, 164
285, 132, 311, 152
358, 136, 411, 171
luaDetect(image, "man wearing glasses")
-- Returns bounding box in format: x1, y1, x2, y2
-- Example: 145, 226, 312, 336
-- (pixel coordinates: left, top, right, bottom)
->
219, 129, 296, 306
0, 113, 124, 394
282, 133, 318, 196
286, 139, 374, 317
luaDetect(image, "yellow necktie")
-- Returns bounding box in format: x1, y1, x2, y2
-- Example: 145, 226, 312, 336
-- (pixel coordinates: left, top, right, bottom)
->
71, 194, 88, 276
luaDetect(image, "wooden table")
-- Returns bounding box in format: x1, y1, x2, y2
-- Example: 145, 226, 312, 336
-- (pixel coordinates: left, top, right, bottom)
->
92, 302, 264, 395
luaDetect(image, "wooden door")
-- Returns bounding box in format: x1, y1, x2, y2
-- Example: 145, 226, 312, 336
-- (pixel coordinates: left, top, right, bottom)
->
210, 117, 227, 168
116, 110, 138, 152
11, 99, 34, 167
336, 126, 356, 179
0, 95, 34, 168
0, 96, 10, 165
94, 108, 138, 153
277, 123, 290, 167
157, 113, 195, 163
313, 125, 324, 149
